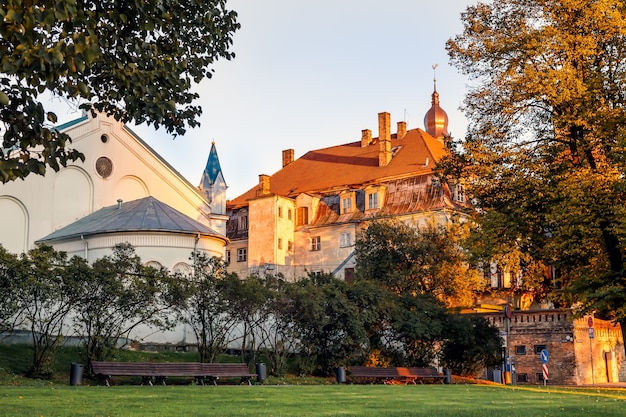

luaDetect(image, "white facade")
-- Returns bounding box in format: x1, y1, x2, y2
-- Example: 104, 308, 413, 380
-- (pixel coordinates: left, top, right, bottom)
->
0, 112, 228, 268
0, 112, 229, 344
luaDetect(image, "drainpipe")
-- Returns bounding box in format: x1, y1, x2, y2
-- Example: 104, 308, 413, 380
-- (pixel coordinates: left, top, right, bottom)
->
193, 233, 200, 278
80, 234, 88, 260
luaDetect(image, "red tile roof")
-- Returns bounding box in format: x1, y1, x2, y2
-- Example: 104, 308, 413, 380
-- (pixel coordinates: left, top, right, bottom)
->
228, 128, 447, 208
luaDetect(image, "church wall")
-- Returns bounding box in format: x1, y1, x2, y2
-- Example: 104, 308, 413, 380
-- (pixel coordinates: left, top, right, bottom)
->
0, 196, 28, 254
47, 233, 223, 271
0, 113, 224, 256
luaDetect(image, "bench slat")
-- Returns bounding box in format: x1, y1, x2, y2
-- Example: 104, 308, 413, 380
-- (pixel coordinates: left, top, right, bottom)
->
91, 361, 256, 386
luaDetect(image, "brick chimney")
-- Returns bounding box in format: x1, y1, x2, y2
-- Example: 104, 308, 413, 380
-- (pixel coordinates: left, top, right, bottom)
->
397, 121, 407, 139
259, 174, 271, 195
361, 129, 372, 147
378, 112, 391, 167
282, 149, 294, 167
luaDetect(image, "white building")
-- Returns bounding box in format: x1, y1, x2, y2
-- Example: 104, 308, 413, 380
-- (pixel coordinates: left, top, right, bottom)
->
0, 112, 229, 343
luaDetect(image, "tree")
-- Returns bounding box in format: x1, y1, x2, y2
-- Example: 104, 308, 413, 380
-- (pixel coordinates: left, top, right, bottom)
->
72, 244, 185, 370
440, 315, 502, 377
181, 253, 238, 363
0, 1, 239, 182
0, 246, 25, 337
384, 293, 449, 367
355, 218, 483, 306
16, 246, 83, 378
286, 273, 367, 376
446, 0, 626, 341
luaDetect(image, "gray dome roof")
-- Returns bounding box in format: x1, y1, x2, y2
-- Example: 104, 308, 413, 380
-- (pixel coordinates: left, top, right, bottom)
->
37, 196, 224, 243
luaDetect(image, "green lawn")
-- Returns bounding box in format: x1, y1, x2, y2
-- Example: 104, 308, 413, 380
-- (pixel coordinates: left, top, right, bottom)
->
1, 384, 625, 417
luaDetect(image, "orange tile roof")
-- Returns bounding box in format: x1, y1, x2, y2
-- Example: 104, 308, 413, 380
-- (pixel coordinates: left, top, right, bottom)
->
228, 128, 447, 208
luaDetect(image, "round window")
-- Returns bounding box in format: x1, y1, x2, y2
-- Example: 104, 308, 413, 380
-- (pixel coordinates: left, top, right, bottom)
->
95, 156, 113, 179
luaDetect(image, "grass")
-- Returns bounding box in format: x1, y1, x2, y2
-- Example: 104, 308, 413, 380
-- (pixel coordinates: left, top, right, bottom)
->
1, 384, 626, 416
1, 345, 625, 416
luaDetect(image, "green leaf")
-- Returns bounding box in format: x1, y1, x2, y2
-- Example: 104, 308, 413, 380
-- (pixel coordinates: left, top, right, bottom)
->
0, 91, 9, 106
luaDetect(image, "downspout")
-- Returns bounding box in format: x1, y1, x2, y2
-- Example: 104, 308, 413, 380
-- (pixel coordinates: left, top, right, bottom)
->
193, 233, 200, 278
80, 234, 88, 260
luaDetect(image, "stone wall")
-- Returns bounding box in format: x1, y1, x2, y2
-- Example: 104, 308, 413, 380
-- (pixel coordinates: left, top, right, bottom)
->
480, 309, 624, 385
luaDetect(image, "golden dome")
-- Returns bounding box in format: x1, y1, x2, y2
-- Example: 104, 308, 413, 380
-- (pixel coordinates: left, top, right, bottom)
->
424, 83, 449, 137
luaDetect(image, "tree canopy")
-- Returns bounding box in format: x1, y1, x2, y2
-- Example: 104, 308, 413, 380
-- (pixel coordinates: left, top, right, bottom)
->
445, 1, 626, 326
355, 218, 483, 307
0, 0, 239, 182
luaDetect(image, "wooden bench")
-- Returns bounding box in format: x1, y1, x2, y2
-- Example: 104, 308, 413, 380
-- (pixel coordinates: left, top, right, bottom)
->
91, 361, 207, 386
202, 363, 256, 386
408, 367, 446, 384
91, 362, 256, 386
349, 366, 445, 385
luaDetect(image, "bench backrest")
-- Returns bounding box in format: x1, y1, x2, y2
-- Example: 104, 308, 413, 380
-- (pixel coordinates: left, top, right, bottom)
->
91, 361, 206, 377
91, 361, 256, 378
350, 366, 401, 378
408, 367, 443, 378
203, 363, 255, 377
350, 366, 443, 379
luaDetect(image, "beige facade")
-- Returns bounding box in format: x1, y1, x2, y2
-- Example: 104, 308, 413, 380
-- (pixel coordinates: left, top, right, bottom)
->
225, 88, 468, 281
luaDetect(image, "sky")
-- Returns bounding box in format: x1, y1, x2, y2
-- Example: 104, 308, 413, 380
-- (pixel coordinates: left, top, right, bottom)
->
55, 0, 474, 200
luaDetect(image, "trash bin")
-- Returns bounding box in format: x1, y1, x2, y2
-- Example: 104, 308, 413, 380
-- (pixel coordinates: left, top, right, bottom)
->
443, 368, 452, 384
335, 366, 346, 383
70, 362, 83, 386
256, 363, 267, 382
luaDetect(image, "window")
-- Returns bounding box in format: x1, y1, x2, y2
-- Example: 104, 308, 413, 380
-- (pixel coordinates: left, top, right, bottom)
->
287, 241, 293, 252
368, 192, 378, 209
297, 207, 308, 226
536, 373, 545, 382
311, 236, 321, 251
278, 206, 283, 218
534, 345, 547, 355
341, 197, 352, 214
455, 184, 466, 203
278, 238, 283, 250
239, 215, 248, 231
515, 345, 526, 355
237, 248, 247, 262
287, 208, 293, 220
344, 268, 355, 282
517, 374, 528, 383
225, 250, 231, 264
340, 232, 351, 247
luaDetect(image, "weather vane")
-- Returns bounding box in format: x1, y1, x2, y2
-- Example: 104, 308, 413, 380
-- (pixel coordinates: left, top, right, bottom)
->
432, 64, 438, 88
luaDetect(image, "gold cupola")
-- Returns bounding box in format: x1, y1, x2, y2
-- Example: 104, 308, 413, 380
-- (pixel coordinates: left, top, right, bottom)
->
424, 71, 449, 138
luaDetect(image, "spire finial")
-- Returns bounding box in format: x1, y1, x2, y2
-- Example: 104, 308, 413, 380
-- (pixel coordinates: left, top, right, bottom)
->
432, 64, 439, 91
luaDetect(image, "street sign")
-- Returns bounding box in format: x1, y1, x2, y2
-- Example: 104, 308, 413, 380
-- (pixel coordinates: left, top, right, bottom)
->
542, 364, 549, 381
504, 305, 512, 319
540, 349, 549, 364
587, 315, 594, 328
588, 328, 595, 339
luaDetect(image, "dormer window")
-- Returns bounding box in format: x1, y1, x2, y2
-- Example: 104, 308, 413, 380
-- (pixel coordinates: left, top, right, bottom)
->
296, 207, 308, 226
454, 184, 466, 203
341, 197, 352, 214
238, 215, 248, 231
367, 192, 378, 210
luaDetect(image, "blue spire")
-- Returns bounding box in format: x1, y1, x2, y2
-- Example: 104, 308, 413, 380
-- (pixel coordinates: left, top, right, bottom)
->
202, 141, 223, 186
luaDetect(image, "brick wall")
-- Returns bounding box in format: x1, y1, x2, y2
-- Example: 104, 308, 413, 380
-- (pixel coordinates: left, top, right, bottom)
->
479, 309, 624, 385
